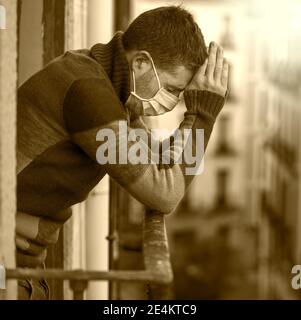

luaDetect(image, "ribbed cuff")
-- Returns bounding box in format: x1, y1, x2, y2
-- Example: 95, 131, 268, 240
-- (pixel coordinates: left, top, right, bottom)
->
183, 90, 226, 119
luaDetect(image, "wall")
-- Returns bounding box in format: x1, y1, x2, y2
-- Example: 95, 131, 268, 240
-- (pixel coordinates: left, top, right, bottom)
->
0, 0, 17, 300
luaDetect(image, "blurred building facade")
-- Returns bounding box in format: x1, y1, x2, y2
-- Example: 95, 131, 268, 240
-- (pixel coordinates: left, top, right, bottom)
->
133, 0, 301, 300
244, 0, 301, 299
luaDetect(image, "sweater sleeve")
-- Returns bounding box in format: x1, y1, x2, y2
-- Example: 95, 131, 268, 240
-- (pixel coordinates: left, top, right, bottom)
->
63, 77, 226, 214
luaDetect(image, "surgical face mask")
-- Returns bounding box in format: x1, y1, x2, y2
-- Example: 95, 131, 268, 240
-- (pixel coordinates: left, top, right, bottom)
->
130, 55, 180, 116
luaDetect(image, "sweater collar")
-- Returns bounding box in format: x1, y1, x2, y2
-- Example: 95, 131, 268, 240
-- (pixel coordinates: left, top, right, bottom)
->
89, 31, 131, 105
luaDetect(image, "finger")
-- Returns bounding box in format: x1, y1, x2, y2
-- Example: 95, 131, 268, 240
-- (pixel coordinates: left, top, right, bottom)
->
214, 47, 224, 83
199, 58, 208, 76
221, 59, 229, 88
205, 42, 217, 79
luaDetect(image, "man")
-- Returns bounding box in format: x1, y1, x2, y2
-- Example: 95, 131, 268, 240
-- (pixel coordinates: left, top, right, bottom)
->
16, 6, 228, 299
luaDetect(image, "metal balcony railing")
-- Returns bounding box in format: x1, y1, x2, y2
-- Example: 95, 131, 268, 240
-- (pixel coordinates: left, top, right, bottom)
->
6, 210, 174, 300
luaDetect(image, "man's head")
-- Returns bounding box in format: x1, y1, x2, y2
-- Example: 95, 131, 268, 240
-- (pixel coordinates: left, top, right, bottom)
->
123, 5, 208, 116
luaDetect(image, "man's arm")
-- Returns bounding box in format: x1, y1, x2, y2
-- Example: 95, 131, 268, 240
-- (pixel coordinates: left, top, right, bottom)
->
63, 78, 225, 214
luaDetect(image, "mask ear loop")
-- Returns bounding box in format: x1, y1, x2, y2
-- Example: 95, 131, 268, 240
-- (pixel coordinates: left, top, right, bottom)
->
131, 53, 162, 99
132, 70, 136, 93
147, 54, 162, 89
131, 71, 150, 101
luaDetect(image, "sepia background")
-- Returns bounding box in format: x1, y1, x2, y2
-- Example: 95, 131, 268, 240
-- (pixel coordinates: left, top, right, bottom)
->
0, 0, 301, 300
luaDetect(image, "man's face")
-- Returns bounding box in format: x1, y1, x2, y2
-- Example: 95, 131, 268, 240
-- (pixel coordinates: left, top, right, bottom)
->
126, 51, 194, 116
134, 64, 194, 99
127, 50, 193, 104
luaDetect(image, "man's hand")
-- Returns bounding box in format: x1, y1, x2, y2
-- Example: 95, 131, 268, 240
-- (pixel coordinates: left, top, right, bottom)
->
186, 42, 229, 97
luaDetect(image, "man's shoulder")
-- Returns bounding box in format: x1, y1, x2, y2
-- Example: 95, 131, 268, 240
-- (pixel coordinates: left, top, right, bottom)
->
47, 48, 107, 81
63, 76, 127, 134
18, 47, 114, 110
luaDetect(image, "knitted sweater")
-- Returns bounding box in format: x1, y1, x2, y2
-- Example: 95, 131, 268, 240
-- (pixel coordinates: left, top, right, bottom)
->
16, 31, 226, 267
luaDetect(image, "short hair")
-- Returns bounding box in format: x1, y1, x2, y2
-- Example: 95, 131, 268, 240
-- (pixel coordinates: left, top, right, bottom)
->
122, 5, 208, 73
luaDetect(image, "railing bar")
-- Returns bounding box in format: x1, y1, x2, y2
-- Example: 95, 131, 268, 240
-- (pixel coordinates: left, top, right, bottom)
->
143, 211, 173, 283
69, 280, 88, 300
6, 269, 169, 283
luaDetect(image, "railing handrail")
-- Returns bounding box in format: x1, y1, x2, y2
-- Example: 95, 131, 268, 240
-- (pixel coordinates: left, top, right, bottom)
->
143, 210, 173, 283
6, 210, 174, 299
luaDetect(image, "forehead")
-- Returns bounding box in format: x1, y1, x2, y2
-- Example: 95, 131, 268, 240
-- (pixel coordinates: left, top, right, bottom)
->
160, 65, 193, 88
